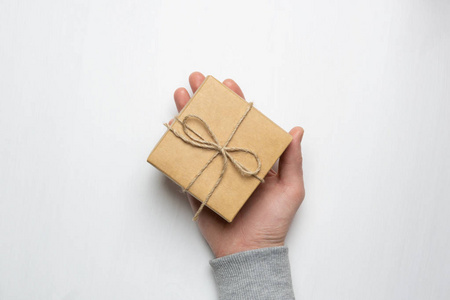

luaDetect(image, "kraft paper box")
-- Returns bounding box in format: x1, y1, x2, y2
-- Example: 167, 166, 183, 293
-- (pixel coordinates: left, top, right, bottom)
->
147, 76, 292, 222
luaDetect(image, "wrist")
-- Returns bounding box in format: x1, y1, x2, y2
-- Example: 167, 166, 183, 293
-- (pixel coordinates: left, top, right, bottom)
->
213, 240, 285, 258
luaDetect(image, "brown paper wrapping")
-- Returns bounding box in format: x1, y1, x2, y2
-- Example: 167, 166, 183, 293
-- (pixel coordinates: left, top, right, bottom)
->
147, 76, 292, 222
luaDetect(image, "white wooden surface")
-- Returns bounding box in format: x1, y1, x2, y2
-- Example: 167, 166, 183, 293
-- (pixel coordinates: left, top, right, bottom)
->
1, 0, 449, 299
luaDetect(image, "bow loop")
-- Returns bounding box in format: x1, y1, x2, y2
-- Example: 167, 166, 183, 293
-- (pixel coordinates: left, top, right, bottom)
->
181, 115, 221, 149
224, 148, 262, 177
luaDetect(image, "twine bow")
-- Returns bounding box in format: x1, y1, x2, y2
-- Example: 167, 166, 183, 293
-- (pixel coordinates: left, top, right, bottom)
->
164, 102, 264, 221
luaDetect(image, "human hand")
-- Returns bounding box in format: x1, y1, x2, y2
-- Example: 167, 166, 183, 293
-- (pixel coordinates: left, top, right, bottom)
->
172, 72, 305, 258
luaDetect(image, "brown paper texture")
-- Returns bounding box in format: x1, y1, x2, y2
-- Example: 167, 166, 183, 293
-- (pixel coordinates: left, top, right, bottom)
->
147, 76, 292, 222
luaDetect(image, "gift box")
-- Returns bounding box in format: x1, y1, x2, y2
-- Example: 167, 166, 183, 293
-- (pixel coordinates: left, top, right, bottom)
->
147, 76, 292, 222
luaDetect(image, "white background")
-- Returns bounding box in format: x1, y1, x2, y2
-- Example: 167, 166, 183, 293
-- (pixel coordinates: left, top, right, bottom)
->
1, 0, 449, 299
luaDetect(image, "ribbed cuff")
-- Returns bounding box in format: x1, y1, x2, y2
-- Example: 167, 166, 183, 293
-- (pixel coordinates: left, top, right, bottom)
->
209, 246, 295, 300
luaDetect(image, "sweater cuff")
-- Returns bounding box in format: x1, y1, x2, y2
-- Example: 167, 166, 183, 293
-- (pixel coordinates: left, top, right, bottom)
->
209, 246, 295, 300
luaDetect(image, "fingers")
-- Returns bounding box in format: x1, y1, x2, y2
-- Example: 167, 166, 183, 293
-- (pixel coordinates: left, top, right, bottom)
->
223, 79, 245, 99
173, 72, 205, 113
189, 72, 206, 94
174, 87, 190, 112
174, 71, 205, 113
189, 73, 244, 99
176, 72, 245, 113
267, 168, 277, 177
278, 127, 304, 184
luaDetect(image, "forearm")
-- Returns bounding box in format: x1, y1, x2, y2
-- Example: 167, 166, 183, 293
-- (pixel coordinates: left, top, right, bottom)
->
210, 246, 295, 300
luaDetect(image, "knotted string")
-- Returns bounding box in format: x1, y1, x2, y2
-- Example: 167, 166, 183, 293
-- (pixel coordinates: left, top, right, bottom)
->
164, 102, 264, 221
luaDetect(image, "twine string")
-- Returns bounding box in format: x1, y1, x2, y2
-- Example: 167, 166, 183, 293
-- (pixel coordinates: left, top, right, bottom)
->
163, 102, 264, 221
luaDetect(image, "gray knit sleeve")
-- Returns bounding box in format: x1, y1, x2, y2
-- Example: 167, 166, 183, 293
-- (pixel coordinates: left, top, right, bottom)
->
209, 246, 295, 300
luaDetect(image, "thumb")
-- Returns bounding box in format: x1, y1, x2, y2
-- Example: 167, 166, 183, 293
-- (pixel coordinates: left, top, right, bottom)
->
278, 126, 304, 184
